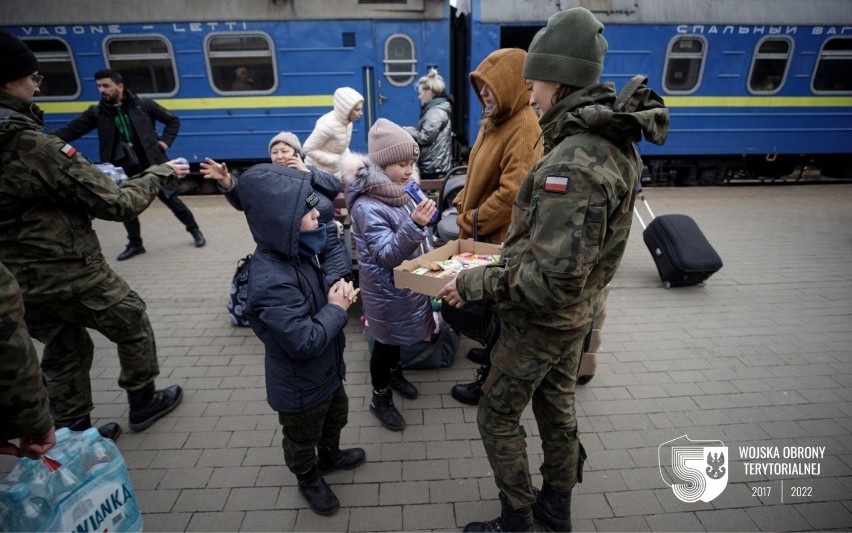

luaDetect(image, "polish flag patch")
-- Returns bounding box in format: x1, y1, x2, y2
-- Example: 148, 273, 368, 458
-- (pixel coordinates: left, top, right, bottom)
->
544, 175, 569, 193
60, 144, 77, 158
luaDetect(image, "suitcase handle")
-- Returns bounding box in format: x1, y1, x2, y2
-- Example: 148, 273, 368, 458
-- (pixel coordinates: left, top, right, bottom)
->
633, 193, 655, 230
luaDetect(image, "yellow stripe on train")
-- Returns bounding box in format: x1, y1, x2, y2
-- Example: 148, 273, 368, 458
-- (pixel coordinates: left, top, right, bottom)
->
37, 95, 335, 114
36, 94, 852, 114
664, 96, 852, 107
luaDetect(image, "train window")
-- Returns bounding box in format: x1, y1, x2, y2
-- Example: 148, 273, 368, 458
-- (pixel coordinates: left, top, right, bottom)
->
206, 33, 276, 94
663, 36, 706, 94
104, 36, 177, 96
384, 34, 417, 87
24, 38, 80, 100
748, 38, 792, 94
813, 37, 852, 93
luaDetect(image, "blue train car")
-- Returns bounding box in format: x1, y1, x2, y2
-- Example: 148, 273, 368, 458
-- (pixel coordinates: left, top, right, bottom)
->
4, 0, 851, 184
459, 0, 852, 183
2, 0, 450, 173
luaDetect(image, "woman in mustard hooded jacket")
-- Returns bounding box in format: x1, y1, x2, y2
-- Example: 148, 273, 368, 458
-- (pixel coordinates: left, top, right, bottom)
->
454, 48, 543, 245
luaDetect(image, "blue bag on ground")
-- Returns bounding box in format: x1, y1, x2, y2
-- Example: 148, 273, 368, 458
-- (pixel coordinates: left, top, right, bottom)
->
0, 427, 143, 532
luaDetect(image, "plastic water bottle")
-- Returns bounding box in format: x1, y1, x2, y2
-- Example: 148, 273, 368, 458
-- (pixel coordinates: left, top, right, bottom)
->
12, 457, 52, 500
2, 483, 50, 532
49, 452, 82, 503
79, 428, 113, 476
94, 163, 127, 185
113, 166, 128, 185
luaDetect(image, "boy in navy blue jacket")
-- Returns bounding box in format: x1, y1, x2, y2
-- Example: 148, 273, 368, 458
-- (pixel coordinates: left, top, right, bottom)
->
236, 163, 363, 516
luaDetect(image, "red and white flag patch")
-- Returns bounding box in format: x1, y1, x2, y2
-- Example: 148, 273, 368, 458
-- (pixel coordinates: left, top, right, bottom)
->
544, 175, 569, 193
60, 144, 77, 158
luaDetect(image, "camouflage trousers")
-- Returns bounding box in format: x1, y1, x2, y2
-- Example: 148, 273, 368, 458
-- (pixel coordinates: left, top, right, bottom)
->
24, 283, 159, 428
278, 384, 350, 475
477, 319, 591, 510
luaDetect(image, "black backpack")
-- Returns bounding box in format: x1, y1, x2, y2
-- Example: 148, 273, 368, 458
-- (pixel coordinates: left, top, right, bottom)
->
227, 254, 252, 327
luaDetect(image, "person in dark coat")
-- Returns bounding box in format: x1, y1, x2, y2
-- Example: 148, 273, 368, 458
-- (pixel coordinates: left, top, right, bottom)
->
403, 68, 454, 180
54, 68, 206, 261
235, 163, 364, 517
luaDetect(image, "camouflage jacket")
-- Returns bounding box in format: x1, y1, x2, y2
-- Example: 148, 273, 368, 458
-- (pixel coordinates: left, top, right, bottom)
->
457, 81, 669, 336
0, 261, 52, 441
0, 93, 177, 302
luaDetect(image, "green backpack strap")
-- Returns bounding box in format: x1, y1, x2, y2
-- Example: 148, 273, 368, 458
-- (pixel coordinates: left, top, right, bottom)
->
614, 75, 649, 112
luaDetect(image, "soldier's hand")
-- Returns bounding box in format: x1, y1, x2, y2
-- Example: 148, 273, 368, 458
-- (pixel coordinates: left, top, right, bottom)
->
166, 158, 191, 179
0, 439, 20, 457
437, 278, 466, 308
6, 427, 56, 459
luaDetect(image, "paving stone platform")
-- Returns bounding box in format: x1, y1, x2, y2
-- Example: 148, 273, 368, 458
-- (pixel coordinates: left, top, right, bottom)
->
3, 183, 851, 532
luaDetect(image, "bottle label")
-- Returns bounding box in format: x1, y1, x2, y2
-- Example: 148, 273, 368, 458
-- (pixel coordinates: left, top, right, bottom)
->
41, 457, 142, 532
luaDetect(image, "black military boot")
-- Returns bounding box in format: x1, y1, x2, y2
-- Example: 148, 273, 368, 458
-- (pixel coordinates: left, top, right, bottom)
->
451, 364, 489, 406
116, 243, 145, 261
532, 481, 573, 532
127, 382, 183, 432
68, 415, 122, 442
464, 492, 533, 532
296, 465, 339, 516
388, 365, 418, 399
467, 347, 490, 365
190, 228, 206, 248
370, 388, 405, 431
317, 444, 366, 475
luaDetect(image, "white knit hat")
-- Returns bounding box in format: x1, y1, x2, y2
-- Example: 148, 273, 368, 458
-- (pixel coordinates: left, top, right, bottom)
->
368, 118, 419, 169
268, 131, 303, 156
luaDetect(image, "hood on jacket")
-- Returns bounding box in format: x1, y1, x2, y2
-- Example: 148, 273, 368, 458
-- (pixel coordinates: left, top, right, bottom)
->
332, 87, 363, 123
342, 154, 389, 209
237, 163, 315, 259
469, 48, 530, 131
539, 81, 669, 150
341, 151, 421, 209
0, 93, 44, 130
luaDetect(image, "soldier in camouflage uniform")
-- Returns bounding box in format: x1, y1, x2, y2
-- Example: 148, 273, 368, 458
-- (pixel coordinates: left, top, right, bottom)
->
439, 8, 669, 532
0, 261, 56, 459
0, 29, 189, 440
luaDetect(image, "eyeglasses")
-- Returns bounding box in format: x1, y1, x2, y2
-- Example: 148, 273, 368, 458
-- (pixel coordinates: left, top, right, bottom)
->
31, 74, 44, 88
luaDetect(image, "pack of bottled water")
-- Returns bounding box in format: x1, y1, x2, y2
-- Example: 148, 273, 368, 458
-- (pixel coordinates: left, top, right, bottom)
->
94, 163, 129, 185
0, 427, 143, 532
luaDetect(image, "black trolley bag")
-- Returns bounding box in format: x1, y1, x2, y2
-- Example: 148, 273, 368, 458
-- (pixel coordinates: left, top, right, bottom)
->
634, 192, 722, 288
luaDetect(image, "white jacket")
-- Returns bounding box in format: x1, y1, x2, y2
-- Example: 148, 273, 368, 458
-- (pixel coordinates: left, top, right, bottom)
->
304, 87, 363, 178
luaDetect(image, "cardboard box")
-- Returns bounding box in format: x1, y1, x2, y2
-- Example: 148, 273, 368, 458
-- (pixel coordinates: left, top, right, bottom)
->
393, 239, 502, 296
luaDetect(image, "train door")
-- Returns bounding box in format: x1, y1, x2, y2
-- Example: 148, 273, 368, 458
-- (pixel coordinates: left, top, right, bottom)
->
370, 23, 424, 130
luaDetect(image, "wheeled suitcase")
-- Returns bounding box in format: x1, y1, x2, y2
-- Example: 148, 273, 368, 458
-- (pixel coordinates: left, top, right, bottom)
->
634, 195, 723, 288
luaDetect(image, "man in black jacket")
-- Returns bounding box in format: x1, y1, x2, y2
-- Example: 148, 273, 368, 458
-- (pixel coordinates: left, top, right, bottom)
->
55, 69, 206, 260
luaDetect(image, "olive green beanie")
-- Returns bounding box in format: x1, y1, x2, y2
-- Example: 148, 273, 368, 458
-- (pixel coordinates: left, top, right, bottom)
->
522, 7, 608, 88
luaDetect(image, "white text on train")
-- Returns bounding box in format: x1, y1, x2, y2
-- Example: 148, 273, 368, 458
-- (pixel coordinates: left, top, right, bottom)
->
677, 25, 852, 35
18, 22, 249, 36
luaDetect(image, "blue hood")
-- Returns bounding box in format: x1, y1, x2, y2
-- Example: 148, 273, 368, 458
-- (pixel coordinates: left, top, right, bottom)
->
237, 163, 314, 258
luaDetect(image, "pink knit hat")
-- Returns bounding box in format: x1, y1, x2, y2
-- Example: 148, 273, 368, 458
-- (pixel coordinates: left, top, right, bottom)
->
367, 118, 419, 169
